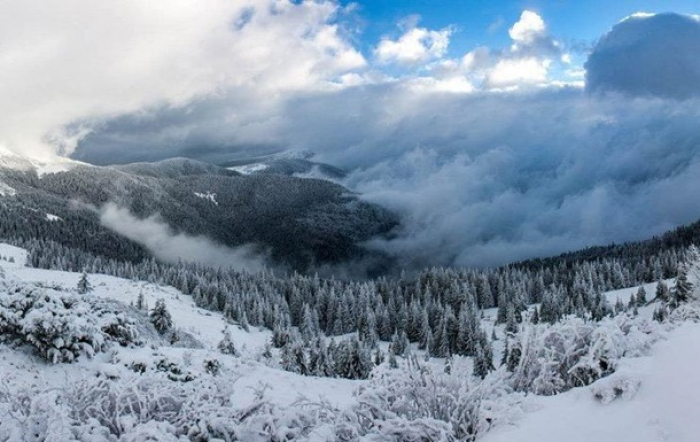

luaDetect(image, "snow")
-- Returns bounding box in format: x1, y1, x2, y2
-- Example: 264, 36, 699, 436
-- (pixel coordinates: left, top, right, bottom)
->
228, 163, 269, 175
482, 322, 700, 442
0, 180, 15, 196
0, 150, 83, 177
45, 213, 62, 222
0, 240, 698, 441
605, 280, 673, 304
0, 242, 358, 410
194, 191, 218, 205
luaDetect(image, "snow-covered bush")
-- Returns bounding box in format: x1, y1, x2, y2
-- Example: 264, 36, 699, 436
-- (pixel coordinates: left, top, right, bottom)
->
509, 314, 660, 396
0, 284, 141, 363
337, 357, 519, 442
0, 371, 337, 442
203, 359, 221, 376
0, 286, 104, 363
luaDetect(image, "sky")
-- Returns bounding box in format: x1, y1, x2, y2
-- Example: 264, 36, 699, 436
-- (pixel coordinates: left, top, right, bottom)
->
353, 0, 698, 55
1, 0, 700, 269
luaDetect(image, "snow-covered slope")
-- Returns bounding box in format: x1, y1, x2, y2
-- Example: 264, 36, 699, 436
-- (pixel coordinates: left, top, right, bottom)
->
0, 243, 360, 410
0, 149, 84, 177
1, 241, 698, 441
483, 322, 700, 442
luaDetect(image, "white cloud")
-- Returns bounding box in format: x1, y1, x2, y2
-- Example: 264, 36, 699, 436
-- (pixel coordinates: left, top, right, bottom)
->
0, 0, 364, 160
486, 57, 551, 87
509, 10, 546, 47
430, 10, 568, 91
375, 21, 452, 65
100, 203, 267, 272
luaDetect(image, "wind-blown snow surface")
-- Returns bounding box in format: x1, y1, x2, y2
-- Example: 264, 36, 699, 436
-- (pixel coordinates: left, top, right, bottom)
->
483, 323, 700, 442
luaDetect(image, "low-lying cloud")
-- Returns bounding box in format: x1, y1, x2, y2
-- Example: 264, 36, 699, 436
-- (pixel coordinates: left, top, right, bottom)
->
100, 203, 267, 272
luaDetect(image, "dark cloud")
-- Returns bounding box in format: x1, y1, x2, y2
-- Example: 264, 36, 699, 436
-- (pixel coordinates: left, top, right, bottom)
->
71, 93, 287, 165
586, 13, 700, 99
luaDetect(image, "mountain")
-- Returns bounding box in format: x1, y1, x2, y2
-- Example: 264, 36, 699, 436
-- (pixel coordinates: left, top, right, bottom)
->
221, 151, 347, 180
0, 153, 397, 273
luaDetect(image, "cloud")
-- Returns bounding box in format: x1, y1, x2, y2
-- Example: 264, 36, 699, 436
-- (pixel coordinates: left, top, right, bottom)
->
82, 81, 700, 269
586, 13, 700, 99
374, 18, 452, 66
508, 10, 546, 46
441, 10, 569, 90
0, 0, 364, 160
100, 203, 267, 272
331, 91, 700, 268
18, 7, 700, 271
486, 57, 551, 88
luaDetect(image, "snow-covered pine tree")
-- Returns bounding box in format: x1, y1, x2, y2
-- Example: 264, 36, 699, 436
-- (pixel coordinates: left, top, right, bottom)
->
504, 303, 518, 335
150, 299, 173, 334
77, 271, 91, 294
673, 266, 693, 307
217, 326, 237, 355
472, 339, 493, 379
655, 280, 670, 302
636, 286, 647, 306
135, 291, 146, 311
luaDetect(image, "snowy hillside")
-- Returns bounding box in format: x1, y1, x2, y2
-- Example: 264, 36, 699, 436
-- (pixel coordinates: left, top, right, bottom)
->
0, 148, 83, 177
0, 244, 358, 408
1, 242, 699, 441
0, 153, 397, 273
483, 323, 700, 442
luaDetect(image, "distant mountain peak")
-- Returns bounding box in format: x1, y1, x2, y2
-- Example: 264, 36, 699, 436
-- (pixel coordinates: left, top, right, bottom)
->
0, 148, 84, 176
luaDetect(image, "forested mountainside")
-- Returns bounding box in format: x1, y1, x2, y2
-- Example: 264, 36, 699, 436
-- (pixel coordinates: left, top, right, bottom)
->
222, 155, 348, 179
0, 157, 397, 272
513, 218, 700, 272
1, 156, 700, 441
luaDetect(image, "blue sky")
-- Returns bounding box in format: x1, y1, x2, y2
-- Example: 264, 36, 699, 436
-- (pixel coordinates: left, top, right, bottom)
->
350, 0, 699, 59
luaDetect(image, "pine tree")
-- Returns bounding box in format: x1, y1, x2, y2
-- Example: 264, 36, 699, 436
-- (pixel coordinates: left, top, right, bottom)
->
504, 303, 518, 335
77, 271, 91, 294
300, 304, 318, 342
374, 347, 384, 366
135, 291, 146, 310
217, 326, 237, 355
614, 298, 625, 314
674, 267, 693, 306
438, 319, 451, 357
505, 338, 521, 372
239, 311, 250, 332
150, 299, 173, 334
655, 280, 670, 302
653, 305, 667, 322
636, 286, 647, 306
418, 310, 431, 350
473, 339, 493, 379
